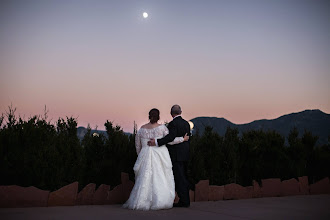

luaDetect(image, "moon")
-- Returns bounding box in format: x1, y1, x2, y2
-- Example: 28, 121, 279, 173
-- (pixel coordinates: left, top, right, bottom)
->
143, 12, 148, 18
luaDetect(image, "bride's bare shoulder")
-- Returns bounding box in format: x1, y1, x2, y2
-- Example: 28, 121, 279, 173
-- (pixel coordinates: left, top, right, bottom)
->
140, 123, 162, 130
140, 123, 150, 129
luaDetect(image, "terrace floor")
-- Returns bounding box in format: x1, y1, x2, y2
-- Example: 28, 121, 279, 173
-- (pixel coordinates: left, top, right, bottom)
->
1, 194, 329, 220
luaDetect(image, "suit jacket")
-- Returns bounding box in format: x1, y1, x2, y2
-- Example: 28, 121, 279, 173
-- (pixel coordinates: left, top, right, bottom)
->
157, 116, 190, 162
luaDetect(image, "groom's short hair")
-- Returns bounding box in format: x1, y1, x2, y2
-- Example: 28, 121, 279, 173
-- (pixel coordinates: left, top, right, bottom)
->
171, 105, 182, 116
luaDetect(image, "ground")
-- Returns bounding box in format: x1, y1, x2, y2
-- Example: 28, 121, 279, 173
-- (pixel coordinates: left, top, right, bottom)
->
1, 195, 329, 220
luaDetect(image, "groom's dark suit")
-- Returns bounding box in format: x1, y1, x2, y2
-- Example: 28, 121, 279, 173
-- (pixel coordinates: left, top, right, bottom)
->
157, 116, 191, 206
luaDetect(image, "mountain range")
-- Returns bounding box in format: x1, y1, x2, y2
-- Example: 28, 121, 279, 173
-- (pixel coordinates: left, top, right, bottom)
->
190, 109, 330, 146
77, 127, 130, 141
77, 109, 330, 146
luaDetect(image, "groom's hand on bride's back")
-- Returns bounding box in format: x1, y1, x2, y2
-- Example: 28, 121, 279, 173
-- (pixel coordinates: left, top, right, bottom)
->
183, 133, 189, 142
148, 139, 156, 146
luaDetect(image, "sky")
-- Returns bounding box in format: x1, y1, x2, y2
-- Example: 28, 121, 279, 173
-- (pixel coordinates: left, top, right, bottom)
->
1, 0, 329, 132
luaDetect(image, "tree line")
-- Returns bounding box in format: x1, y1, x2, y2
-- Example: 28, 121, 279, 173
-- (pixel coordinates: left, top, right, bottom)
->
189, 126, 330, 186
0, 107, 329, 191
0, 107, 136, 191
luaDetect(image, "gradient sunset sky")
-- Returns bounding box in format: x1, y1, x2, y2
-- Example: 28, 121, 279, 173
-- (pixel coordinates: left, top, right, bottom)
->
1, 0, 329, 132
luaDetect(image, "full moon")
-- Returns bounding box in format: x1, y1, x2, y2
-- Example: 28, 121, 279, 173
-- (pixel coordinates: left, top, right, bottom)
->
143, 12, 148, 18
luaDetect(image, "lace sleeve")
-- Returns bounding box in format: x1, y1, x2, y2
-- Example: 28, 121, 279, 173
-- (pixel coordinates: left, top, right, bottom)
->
162, 125, 184, 145
168, 137, 184, 145
135, 130, 142, 155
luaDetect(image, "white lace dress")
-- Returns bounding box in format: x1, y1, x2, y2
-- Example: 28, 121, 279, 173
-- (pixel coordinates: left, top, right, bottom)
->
123, 124, 183, 210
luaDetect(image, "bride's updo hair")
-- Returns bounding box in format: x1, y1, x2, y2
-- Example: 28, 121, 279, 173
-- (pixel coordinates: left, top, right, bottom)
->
149, 108, 160, 124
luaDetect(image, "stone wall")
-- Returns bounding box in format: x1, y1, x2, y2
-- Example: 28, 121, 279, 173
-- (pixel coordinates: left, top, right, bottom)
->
1, 174, 329, 208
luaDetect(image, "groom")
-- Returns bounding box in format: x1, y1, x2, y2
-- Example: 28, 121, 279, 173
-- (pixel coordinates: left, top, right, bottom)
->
148, 104, 191, 208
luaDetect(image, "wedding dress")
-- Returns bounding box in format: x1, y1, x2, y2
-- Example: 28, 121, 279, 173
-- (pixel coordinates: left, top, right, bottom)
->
123, 124, 183, 210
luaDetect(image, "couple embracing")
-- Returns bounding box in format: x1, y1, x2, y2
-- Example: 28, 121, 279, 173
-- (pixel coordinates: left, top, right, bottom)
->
123, 105, 191, 210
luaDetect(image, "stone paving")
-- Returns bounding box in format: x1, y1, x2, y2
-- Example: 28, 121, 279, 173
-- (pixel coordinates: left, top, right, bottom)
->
1, 194, 329, 220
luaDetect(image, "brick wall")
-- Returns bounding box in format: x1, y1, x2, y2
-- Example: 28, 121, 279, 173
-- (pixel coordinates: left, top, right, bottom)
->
1, 174, 329, 208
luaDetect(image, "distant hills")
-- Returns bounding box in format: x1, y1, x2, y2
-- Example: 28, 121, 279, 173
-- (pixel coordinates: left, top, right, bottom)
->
77, 127, 131, 141
77, 109, 330, 146
77, 127, 106, 141
190, 109, 330, 146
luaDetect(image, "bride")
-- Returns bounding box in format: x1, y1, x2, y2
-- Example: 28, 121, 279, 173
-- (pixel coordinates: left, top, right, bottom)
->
123, 108, 189, 210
